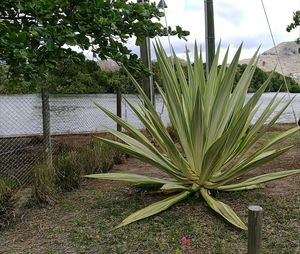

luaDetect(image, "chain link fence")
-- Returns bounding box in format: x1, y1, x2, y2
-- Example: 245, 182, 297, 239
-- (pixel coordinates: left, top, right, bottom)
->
0, 88, 168, 186
1, 89, 299, 186
0, 94, 44, 186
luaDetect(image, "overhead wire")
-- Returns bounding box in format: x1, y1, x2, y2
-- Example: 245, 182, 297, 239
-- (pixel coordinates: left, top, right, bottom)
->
161, 2, 174, 67
260, 0, 299, 125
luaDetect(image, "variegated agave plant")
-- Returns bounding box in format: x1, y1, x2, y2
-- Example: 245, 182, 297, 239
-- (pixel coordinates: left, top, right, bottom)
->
86, 42, 300, 230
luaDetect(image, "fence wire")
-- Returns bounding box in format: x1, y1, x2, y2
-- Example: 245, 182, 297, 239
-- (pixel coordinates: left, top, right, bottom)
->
0, 93, 124, 186
0, 95, 44, 186
0, 91, 299, 186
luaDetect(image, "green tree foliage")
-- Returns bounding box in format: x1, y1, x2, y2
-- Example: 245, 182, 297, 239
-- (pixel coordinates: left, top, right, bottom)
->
0, 0, 189, 85
287, 10, 300, 51
105, 70, 134, 93
235, 64, 300, 93
47, 59, 108, 94
1, 60, 299, 94
0, 64, 37, 94
154, 61, 300, 94
48, 59, 136, 94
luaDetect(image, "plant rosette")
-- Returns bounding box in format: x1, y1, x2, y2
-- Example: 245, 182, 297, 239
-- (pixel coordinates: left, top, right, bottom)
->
85, 41, 300, 230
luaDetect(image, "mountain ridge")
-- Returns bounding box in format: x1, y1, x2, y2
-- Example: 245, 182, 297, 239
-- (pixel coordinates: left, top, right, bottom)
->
240, 41, 300, 83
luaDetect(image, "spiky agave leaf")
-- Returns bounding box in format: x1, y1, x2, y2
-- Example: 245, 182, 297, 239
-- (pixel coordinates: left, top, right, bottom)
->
115, 191, 190, 229
86, 41, 300, 230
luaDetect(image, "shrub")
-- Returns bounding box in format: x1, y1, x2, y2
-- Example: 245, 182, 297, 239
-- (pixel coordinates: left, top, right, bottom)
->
32, 162, 56, 205
0, 177, 18, 229
54, 151, 82, 191
53, 139, 125, 191
81, 140, 116, 174
86, 42, 300, 230
96, 141, 117, 172
54, 138, 86, 155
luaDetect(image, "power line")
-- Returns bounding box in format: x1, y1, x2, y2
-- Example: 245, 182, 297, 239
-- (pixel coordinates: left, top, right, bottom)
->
260, 0, 298, 124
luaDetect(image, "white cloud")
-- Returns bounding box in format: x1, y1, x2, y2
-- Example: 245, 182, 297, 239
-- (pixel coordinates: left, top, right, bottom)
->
83, 1, 299, 63
127, 0, 300, 61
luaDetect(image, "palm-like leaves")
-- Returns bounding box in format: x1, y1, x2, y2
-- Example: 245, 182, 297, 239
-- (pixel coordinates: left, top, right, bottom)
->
86, 42, 300, 230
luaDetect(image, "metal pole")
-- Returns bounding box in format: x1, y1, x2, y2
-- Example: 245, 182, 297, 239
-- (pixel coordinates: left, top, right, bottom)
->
157, 0, 173, 67
116, 86, 122, 132
204, 0, 215, 77
41, 82, 52, 165
138, 0, 155, 105
248, 205, 263, 254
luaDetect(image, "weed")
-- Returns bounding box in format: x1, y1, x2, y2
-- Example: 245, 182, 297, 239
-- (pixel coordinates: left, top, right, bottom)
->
55, 151, 82, 191
32, 162, 56, 205
81, 139, 118, 174
0, 177, 18, 229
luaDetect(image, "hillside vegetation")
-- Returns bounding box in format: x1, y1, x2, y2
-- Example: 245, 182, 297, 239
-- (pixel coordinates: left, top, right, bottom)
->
240, 41, 300, 84
0, 58, 299, 94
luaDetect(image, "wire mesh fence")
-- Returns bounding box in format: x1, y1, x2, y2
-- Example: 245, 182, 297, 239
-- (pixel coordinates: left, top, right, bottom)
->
0, 92, 118, 186
0, 90, 168, 186
1, 89, 300, 186
0, 95, 44, 186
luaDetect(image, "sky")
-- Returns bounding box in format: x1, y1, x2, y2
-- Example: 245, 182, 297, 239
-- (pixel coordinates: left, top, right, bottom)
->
125, 0, 300, 61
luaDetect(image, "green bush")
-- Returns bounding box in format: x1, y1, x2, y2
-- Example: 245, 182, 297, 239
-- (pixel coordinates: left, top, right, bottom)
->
0, 177, 18, 229
32, 162, 56, 205
81, 140, 116, 174
54, 151, 82, 191
52, 139, 126, 191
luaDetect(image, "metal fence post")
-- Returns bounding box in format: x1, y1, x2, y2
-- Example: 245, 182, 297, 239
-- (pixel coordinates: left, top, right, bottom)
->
140, 37, 155, 105
41, 82, 52, 165
138, 0, 155, 105
116, 87, 122, 132
204, 0, 215, 77
248, 205, 263, 254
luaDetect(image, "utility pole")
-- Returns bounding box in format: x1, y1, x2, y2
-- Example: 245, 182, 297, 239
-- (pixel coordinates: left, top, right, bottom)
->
204, 0, 215, 77
137, 0, 155, 105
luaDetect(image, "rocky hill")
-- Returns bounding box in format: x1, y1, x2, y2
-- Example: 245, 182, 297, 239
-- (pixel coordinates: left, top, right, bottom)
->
97, 59, 120, 72
240, 41, 300, 83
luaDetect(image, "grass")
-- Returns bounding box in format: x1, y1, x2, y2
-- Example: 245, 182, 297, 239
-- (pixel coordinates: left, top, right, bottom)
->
1, 178, 298, 253
0, 177, 18, 229
0, 137, 127, 230
33, 138, 126, 193
32, 162, 56, 205
78, 188, 299, 253
0, 125, 299, 253
54, 151, 82, 191
80, 139, 117, 174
